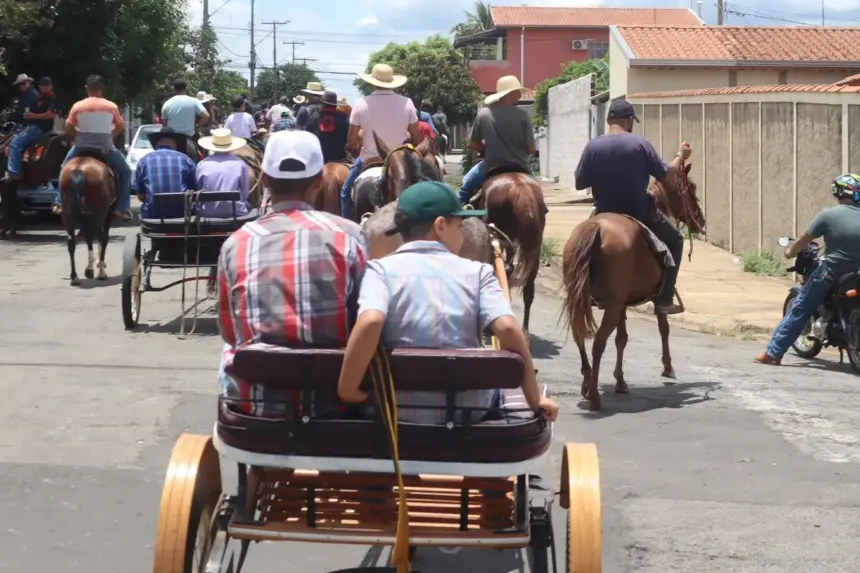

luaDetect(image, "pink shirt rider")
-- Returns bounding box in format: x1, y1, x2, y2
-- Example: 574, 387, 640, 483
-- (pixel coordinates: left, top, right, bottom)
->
349, 90, 418, 162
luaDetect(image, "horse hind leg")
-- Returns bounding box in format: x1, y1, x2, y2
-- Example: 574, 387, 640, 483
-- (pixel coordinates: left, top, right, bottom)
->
96, 212, 111, 280
576, 337, 592, 399
67, 230, 80, 286
83, 217, 96, 279
586, 302, 624, 411
521, 272, 536, 338
613, 309, 630, 394
657, 314, 676, 379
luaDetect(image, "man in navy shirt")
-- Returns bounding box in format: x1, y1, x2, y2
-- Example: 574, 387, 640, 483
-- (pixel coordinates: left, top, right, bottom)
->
574, 99, 691, 315
5, 74, 58, 181
134, 127, 198, 219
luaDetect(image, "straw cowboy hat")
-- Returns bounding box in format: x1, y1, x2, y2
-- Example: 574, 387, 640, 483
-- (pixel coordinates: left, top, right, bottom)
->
196, 91, 217, 103
484, 75, 528, 105
293, 94, 307, 104
357, 64, 407, 89
300, 82, 325, 96
197, 127, 246, 153
339, 96, 348, 104
12, 73, 33, 86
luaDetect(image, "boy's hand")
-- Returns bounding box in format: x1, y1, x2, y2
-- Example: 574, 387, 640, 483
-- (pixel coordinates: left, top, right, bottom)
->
538, 397, 559, 422
339, 389, 369, 404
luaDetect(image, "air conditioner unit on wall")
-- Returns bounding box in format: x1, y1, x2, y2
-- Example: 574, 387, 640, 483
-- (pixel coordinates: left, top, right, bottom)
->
572, 39, 589, 51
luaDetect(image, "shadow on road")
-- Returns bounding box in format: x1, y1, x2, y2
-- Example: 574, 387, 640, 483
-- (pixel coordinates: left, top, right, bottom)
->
75, 275, 123, 289
0, 231, 126, 245
572, 380, 719, 418
779, 355, 856, 375
141, 314, 220, 336
530, 333, 562, 359
355, 544, 526, 573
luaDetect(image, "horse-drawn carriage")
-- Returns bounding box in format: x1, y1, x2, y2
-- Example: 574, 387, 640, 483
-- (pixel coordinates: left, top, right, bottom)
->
151, 240, 603, 573
120, 191, 258, 329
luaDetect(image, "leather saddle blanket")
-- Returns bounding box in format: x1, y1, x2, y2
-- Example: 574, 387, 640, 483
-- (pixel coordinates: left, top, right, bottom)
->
4, 132, 61, 164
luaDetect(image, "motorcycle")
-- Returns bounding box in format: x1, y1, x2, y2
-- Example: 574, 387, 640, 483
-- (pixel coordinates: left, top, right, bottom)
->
778, 236, 860, 372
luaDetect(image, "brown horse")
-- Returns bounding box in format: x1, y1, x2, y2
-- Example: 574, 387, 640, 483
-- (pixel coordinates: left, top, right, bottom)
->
315, 161, 350, 216
350, 134, 438, 222
0, 131, 71, 237
60, 151, 117, 286
228, 144, 264, 209
560, 163, 705, 411
473, 170, 546, 335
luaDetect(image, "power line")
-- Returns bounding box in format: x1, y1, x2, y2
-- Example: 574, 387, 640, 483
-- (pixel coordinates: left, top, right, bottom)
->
262, 20, 289, 99
216, 39, 247, 59
209, 0, 237, 18
211, 25, 442, 38
283, 40, 305, 64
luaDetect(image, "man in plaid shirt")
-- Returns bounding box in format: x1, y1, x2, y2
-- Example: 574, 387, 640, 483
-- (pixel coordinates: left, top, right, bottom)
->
270, 109, 295, 133
217, 130, 367, 416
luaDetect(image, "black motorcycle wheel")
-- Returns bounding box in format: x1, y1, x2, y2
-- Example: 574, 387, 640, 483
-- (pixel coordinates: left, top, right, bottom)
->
782, 292, 823, 359
845, 310, 860, 375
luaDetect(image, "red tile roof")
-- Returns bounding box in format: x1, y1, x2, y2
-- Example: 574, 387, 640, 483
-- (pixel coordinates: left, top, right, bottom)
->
489, 6, 702, 28
616, 25, 860, 64
833, 72, 860, 86
628, 84, 860, 98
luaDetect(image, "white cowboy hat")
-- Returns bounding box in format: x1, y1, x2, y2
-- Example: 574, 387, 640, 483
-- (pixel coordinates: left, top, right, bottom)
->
300, 82, 325, 96
484, 75, 528, 105
293, 94, 307, 104
357, 64, 407, 89
197, 127, 246, 153
12, 73, 33, 86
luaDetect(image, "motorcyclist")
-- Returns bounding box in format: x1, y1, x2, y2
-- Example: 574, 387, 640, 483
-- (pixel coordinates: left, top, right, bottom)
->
756, 173, 860, 365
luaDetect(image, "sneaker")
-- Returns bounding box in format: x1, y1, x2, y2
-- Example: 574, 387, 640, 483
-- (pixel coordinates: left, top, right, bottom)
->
113, 210, 133, 223
654, 303, 684, 315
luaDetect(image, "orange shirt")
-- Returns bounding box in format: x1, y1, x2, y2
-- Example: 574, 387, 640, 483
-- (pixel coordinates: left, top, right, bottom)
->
67, 96, 124, 151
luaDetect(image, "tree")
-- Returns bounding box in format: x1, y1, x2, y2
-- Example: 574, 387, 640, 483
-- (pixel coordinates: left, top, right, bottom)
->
533, 55, 609, 127
254, 63, 319, 105
0, 0, 190, 111
186, 26, 248, 106
357, 36, 482, 125
450, 0, 492, 39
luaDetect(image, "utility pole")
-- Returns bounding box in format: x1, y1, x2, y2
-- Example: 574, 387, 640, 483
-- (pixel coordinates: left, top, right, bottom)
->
249, 0, 256, 99
284, 41, 305, 64
262, 20, 289, 100
202, 0, 209, 27
821, 0, 825, 25
295, 57, 317, 66
716, 0, 724, 24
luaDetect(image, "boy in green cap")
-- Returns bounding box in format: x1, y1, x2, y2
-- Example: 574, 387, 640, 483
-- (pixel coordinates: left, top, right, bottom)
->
337, 180, 558, 423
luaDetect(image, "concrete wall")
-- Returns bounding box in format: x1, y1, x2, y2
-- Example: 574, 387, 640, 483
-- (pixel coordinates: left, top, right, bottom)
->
628, 91, 860, 255
545, 73, 593, 190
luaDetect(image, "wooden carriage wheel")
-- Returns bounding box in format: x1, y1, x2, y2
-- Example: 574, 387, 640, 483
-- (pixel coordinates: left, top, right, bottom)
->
153, 433, 222, 573
560, 443, 602, 573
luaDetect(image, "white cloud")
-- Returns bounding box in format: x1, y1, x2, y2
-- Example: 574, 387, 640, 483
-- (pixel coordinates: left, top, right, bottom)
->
358, 15, 379, 27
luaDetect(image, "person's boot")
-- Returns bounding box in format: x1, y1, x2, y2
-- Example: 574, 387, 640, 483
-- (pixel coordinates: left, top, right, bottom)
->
654, 303, 683, 315
754, 353, 781, 365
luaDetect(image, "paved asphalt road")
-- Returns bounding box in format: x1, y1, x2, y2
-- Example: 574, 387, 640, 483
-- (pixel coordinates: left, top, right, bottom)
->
2, 214, 860, 573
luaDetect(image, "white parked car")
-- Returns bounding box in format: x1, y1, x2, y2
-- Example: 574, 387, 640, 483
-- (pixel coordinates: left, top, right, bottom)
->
127, 124, 161, 191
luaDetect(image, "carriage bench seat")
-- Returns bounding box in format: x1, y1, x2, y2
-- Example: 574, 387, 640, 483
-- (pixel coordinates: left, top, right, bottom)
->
218, 344, 552, 464
141, 210, 259, 237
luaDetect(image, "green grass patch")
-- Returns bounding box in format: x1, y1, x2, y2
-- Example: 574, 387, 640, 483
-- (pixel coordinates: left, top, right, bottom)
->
541, 238, 561, 266
741, 250, 785, 277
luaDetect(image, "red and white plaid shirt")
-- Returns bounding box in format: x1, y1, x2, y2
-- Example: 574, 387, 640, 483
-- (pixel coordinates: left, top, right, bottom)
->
217, 201, 367, 415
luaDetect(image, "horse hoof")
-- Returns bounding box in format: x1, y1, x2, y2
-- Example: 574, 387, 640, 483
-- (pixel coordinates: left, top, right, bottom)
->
588, 397, 603, 411
70, 277, 81, 286
662, 369, 677, 380
84, 268, 94, 279
615, 381, 629, 394
97, 273, 108, 281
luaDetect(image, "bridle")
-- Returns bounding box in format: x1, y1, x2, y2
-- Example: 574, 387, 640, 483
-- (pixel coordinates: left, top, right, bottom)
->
675, 162, 703, 261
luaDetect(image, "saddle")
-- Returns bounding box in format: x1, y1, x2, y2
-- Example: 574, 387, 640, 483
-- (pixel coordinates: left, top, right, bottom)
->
590, 211, 676, 309
67, 147, 118, 185
4, 131, 61, 164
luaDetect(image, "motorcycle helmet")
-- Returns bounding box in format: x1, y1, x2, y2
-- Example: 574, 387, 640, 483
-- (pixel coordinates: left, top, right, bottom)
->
831, 173, 860, 203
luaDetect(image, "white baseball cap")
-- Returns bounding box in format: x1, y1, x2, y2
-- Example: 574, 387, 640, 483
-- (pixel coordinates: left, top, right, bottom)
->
262, 130, 324, 180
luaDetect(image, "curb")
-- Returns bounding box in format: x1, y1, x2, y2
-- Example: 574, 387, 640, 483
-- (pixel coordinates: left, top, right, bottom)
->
535, 264, 771, 341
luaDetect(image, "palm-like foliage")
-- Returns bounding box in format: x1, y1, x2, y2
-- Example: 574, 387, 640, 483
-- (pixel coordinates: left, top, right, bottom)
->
451, 0, 492, 39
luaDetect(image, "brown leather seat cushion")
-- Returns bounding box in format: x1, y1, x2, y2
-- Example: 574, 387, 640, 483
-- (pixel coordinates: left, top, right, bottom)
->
217, 344, 552, 463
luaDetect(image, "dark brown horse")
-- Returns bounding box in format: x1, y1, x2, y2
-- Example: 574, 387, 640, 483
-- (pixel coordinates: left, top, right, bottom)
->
0, 131, 71, 237
560, 163, 705, 411
350, 134, 438, 222
60, 151, 117, 285
473, 169, 546, 335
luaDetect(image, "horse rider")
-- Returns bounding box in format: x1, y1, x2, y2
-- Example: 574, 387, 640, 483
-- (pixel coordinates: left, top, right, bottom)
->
304, 90, 349, 163
56, 74, 133, 222
418, 100, 439, 139
134, 127, 198, 220
295, 82, 326, 130
4, 74, 57, 183
756, 174, 860, 365
196, 91, 219, 136
340, 64, 422, 219
574, 98, 691, 316
266, 96, 292, 129
223, 95, 257, 140
195, 127, 251, 218
271, 109, 295, 133
432, 104, 450, 153
161, 78, 210, 161
458, 75, 535, 206
292, 94, 307, 117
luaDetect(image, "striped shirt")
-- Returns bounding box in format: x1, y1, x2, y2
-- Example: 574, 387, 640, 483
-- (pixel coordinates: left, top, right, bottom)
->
135, 146, 198, 219
66, 96, 124, 152
357, 241, 513, 424
217, 201, 367, 416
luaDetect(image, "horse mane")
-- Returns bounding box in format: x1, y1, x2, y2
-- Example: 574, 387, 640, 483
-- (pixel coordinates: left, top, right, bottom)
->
404, 150, 441, 183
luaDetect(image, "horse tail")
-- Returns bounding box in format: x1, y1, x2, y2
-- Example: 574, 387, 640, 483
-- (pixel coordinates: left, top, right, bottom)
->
511, 186, 543, 285
561, 219, 601, 341
65, 168, 87, 230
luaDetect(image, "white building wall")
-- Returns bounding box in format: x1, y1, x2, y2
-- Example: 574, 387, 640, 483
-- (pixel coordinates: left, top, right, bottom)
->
546, 73, 593, 190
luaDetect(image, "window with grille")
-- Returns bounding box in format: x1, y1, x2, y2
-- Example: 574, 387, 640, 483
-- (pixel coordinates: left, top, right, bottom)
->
588, 41, 609, 60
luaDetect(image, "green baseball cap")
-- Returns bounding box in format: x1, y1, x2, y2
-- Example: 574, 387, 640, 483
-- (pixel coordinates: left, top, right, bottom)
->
384, 181, 486, 236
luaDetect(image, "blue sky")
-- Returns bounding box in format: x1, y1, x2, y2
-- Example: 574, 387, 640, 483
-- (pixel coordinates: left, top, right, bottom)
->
188, 0, 860, 103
